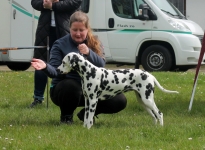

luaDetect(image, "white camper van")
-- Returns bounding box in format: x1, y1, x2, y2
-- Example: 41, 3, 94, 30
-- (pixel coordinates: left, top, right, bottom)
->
0, 0, 39, 71
81, 0, 204, 71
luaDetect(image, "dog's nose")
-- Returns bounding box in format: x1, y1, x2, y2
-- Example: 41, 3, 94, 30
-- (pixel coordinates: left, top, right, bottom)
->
56, 68, 61, 74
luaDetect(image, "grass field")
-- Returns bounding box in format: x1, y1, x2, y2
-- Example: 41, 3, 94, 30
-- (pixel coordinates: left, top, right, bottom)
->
0, 66, 205, 149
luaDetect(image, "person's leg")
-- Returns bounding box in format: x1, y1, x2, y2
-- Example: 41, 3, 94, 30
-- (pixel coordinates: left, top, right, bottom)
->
49, 27, 57, 52
77, 94, 127, 121
95, 94, 127, 115
30, 70, 48, 107
30, 27, 57, 107
50, 79, 83, 124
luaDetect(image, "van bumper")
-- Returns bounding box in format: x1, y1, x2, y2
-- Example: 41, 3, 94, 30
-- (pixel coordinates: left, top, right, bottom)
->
169, 33, 205, 65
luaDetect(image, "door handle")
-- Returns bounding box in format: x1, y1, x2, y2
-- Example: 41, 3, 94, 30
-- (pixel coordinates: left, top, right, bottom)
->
108, 18, 114, 28
13, 9, 16, 19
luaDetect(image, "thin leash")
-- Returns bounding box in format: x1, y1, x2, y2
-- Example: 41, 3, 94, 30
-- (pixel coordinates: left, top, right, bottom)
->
46, 36, 49, 109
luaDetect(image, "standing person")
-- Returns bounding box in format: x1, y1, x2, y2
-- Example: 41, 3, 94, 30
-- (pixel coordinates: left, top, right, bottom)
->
31, 11, 127, 124
30, 0, 82, 107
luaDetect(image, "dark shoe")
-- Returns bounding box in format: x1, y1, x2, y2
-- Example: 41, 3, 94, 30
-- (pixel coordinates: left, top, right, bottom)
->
29, 99, 42, 108
60, 115, 73, 125
77, 111, 84, 122
77, 111, 97, 123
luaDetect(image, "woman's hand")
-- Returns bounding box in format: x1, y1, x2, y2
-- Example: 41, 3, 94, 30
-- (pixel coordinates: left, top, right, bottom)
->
52, 0, 59, 3
78, 44, 90, 55
31, 58, 47, 70
43, 0, 52, 9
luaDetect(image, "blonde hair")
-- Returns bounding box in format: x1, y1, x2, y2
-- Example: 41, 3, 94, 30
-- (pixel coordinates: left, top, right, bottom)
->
69, 11, 103, 57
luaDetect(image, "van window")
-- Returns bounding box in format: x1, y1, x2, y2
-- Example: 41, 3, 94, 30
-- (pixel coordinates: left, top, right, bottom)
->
112, 0, 146, 19
80, 0, 89, 13
151, 0, 185, 19
112, 0, 132, 19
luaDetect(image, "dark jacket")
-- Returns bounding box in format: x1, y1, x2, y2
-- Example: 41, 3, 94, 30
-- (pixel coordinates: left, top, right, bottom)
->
43, 34, 105, 86
31, 0, 82, 61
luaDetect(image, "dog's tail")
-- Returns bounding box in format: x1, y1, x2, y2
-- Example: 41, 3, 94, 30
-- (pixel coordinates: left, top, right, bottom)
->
154, 77, 179, 94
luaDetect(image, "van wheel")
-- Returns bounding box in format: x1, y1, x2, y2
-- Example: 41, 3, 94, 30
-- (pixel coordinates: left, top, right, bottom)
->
141, 45, 172, 71
7, 62, 31, 71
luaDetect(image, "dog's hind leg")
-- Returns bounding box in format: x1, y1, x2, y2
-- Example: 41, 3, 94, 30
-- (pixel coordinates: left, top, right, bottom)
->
135, 92, 163, 126
143, 99, 163, 126
134, 92, 158, 124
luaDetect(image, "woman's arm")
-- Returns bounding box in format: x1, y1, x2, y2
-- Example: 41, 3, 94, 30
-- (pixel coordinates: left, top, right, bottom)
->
87, 50, 106, 68
52, 0, 82, 12
31, 0, 44, 11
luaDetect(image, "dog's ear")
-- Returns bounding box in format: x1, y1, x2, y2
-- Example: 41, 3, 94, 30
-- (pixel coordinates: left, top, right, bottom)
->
70, 54, 79, 67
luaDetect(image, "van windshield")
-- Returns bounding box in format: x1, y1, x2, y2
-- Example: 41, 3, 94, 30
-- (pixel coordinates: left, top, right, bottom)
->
151, 0, 186, 19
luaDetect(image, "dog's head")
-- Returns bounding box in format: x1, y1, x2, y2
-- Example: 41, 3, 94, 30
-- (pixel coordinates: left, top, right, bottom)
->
57, 52, 81, 74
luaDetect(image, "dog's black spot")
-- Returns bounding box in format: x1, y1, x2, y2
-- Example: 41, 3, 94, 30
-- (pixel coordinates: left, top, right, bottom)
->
130, 80, 135, 84
114, 90, 121, 95
82, 66, 86, 72
91, 103, 96, 108
122, 78, 127, 83
106, 86, 111, 91
89, 108, 95, 113
86, 98, 90, 106
136, 83, 142, 91
89, 93, 94, 100
96, 90, 102, 97
152, 110, 158, 119
123, 85, 132, 92
129, 73, 134, 80
100, 75, 110, 90
114, 69, 130, 74
84, 61, 88, 66
94, 85, 98, 93
145, 83, 154, 99
114, 75, 119, 84
102, 80, 109, 87
87, 83, 92, 91
109, 89, 114, 92
100, 74, 105, 89
104, 70, 109, 78
140, 72, 148, 80
86, 67, 97, 80
112, 80, 115, 83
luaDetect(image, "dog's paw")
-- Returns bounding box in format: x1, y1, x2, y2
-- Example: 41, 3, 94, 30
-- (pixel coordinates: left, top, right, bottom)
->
86, 123, 92, 129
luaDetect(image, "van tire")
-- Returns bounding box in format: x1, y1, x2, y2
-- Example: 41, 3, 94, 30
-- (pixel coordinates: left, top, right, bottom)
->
141, 45, 172, 71
7, 62, 31, 71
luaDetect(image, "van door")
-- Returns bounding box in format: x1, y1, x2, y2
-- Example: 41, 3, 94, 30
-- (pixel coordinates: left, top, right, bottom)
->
10, 0, 33, 61
106, 0, 153, 63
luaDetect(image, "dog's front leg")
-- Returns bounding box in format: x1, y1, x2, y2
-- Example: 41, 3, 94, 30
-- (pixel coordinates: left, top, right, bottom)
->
84, 99, 98, 129
83, 97, 89, 128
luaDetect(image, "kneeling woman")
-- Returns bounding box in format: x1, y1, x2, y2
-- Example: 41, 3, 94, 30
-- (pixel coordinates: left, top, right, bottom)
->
31, 11, 127, 124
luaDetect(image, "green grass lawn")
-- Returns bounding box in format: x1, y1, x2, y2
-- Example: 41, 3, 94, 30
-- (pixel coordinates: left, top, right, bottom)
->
0, 69, 205, 149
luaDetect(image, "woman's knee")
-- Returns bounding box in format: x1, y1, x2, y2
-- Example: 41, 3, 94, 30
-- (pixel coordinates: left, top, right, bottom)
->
114, 93, 127, 110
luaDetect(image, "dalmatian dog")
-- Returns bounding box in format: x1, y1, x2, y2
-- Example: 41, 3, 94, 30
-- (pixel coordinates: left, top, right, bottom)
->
58, 52, 179, 129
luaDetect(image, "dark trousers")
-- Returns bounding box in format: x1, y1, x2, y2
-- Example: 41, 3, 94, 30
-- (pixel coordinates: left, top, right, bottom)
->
34, 27, 57, 100
50, 79, 127, 118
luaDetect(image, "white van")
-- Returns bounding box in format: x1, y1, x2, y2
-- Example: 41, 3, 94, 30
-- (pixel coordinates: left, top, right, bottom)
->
81, 0, 204, 71
0, 0, 39, 71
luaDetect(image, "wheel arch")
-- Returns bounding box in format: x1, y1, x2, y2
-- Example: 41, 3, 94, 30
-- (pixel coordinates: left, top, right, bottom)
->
137, 40, 176, 67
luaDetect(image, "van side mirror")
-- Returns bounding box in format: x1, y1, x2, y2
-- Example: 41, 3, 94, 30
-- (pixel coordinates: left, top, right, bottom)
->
138, 4, 149, 20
